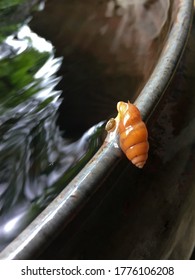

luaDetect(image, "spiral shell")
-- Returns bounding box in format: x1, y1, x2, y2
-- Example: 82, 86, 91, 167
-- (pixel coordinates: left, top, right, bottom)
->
106, 101, 149, 168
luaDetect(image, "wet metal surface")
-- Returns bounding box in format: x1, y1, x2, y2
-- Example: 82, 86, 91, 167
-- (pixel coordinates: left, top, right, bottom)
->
29, 0, 176, 135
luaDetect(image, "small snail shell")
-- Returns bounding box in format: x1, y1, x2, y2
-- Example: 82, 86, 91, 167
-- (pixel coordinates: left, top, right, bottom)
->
106, 101, 149, 168
105, 118, 116, 132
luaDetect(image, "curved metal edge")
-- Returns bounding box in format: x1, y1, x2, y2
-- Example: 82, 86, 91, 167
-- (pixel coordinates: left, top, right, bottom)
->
0, 141, 122, 260
135, 0, 194, 120
0, 0, 193, 260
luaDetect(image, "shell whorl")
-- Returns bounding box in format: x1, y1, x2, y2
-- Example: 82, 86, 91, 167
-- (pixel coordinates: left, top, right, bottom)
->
117, 101, 149, 168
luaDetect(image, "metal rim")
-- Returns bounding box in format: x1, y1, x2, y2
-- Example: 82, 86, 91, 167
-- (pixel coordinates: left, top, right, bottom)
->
0, 0, 193, 260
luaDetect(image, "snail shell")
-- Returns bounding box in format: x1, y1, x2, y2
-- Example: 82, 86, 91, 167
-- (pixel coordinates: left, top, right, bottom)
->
106, 101, 149, 168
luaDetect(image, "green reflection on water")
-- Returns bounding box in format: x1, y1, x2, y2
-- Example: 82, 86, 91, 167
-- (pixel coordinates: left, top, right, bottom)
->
0, 0, 32, 42
0, 49, 49, 110
0, 1, 105, 251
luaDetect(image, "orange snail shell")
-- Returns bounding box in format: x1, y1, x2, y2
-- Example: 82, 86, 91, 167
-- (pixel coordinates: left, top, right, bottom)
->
106, 101, 149, 168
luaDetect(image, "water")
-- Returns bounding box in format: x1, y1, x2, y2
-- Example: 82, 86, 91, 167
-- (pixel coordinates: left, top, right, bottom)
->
0, 1, 105, 251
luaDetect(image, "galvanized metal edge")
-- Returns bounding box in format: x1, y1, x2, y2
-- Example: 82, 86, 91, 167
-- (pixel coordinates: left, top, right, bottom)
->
0, 0, 193, 260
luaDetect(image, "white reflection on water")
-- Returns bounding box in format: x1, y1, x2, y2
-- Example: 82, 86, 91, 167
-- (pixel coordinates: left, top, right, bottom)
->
0, 203, 29, 241
0, 22, 105, 252
5, 25, 62, 104
4, 213, 25, 234
6, 25, 53, 54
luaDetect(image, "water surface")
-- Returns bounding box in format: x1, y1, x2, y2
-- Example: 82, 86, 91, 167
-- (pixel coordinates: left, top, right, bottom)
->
0, 1, 105, 251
